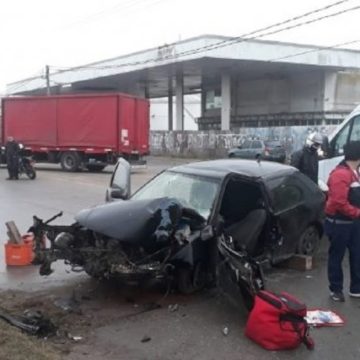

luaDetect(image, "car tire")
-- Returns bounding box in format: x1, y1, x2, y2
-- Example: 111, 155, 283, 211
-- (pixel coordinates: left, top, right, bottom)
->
228, 153, 235, 158
177, 263, 207, 294
297, 225, 320, 256
60, 152, 82, 172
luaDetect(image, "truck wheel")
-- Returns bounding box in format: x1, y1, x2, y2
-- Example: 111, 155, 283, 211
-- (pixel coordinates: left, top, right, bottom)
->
86, 164, 106, 172
60, 152, 81, 172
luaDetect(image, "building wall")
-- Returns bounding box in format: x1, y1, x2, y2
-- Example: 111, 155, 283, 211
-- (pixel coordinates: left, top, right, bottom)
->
202, 70, 325, 119
289, 72, 324, 112
150, 125, 337, 159
333, 72, 360, 111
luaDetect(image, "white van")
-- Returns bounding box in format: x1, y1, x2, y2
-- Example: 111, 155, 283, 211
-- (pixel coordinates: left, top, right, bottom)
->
319, 105, 360, 184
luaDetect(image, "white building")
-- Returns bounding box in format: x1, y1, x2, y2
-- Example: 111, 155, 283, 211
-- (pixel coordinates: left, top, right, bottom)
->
7, 35, 360, 130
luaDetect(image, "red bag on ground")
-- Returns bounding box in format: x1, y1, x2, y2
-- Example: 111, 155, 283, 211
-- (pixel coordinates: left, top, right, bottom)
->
245, 290, 314, 351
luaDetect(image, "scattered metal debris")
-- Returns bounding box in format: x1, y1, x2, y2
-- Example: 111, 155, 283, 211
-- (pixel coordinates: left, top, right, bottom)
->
0, 308, 57, 337
168, 304, 179, 312
141, 335, 151, 343
67, 333, 83, 342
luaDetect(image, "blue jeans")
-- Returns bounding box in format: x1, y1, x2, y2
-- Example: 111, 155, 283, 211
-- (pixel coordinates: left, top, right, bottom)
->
325, 219, 360, 293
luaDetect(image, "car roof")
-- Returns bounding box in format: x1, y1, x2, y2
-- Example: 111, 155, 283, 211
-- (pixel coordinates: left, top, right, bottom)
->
169, 159, 296, 180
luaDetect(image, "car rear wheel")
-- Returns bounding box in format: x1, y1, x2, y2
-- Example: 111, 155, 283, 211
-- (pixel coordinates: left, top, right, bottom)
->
228, 153, 235, 158
297, 225, 320, 256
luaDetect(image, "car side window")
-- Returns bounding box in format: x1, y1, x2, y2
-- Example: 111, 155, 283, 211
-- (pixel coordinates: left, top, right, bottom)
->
349, 115, 360, 142
268, 175, 304, 213
241, 140, 251, 148
251, 140, 262, 149
334, 121, 351, 156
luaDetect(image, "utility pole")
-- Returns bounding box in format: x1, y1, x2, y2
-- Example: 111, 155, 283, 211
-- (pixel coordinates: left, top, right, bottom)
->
45, 65, 50, 95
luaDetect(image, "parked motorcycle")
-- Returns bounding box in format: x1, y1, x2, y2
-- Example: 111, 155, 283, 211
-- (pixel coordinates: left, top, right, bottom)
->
18, 144, 36, 180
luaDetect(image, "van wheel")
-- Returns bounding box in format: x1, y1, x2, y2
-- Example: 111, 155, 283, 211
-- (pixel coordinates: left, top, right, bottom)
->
60, 152, 81, 172
297, 225, 320, 256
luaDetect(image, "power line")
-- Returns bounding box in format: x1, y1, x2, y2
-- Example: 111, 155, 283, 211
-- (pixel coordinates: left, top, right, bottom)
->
10, 0, 360, 95
50, 0, 359, 72
33, 38, 360, 91
268, 39, 360, 62
6, 70, 44, 94
163, 3, 360, 60
175, 0, 353, 58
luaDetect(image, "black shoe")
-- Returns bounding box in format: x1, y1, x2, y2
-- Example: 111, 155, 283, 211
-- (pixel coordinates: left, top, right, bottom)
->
330, 291, 345, 302
349, 291, 360, 298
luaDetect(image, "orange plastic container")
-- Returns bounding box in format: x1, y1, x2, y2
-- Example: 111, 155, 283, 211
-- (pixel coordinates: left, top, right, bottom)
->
5, 234, 35, 266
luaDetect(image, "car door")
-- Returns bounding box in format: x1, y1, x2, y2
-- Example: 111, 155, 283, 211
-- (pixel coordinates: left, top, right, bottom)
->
250, 140, 263, 158
266, 173, 310, 262
105, 158, 131, 202
236, 140, 252, 158
214, 174, 267, 309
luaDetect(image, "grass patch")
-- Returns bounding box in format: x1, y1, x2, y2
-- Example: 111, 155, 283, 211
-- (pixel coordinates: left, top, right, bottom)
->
0, 320, 61, 360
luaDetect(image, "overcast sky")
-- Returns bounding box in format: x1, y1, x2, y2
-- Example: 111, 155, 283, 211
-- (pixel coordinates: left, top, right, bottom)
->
1, 0, 360, 93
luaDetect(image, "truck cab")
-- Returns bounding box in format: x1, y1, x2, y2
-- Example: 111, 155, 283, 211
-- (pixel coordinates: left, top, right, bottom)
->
319, 105, 360, 184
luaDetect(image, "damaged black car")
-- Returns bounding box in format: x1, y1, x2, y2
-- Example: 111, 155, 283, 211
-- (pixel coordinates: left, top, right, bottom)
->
30, 158, 325, 304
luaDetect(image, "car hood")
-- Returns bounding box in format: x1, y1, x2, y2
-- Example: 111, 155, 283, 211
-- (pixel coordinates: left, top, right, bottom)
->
75, 197, 184, 247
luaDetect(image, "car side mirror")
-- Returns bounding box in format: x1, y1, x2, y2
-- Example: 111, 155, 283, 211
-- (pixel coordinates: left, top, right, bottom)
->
106, 158, 131, 202
110, 188, 126, 199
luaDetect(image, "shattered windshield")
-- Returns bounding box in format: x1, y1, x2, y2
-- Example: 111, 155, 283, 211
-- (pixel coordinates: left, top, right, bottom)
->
131, 171, 220, 219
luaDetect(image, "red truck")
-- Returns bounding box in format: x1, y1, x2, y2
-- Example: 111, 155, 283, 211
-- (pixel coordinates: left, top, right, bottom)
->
0, 93, 149, 171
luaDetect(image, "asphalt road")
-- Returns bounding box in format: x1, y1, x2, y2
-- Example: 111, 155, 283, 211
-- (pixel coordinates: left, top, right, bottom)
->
0, 157, 359, 360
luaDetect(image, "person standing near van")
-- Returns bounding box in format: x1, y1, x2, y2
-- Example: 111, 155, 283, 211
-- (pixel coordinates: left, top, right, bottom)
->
325, 141, 360, 302
290, 132, 323, 184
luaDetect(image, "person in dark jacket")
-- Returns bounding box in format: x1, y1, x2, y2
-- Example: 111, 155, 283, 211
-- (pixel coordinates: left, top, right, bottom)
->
325, 141, 360, 302
290, 132, 323, 184
5, 136, 20, 180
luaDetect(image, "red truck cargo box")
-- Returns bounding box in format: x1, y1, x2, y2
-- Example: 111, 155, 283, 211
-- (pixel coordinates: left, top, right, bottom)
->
118, 96, 149, 154
57, 96, 118, 148
135, 98, 150, 154
3, 98, 57, 146
1, 93, 149, 158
